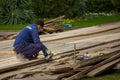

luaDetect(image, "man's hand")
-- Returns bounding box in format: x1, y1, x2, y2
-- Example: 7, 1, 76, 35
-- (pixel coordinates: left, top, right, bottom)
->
46, 49, 52, 55
44, 49, 53, 60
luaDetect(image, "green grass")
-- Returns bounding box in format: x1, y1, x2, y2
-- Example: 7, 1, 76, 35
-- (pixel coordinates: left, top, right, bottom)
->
79, 70, 120, 80
72, 14, 120, 28
0, 14, 120, 30
0, 24, 27, 30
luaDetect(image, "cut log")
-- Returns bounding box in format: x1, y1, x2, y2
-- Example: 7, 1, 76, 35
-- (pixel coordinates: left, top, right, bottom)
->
87, 58, 120, 77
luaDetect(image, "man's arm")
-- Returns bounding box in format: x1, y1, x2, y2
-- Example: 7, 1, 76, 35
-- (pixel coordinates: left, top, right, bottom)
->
31, 29, 41, 44
31, 29, 49, 57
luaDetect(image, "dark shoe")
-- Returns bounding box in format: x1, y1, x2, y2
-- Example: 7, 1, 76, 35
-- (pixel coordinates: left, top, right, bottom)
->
44, 53, 53, 60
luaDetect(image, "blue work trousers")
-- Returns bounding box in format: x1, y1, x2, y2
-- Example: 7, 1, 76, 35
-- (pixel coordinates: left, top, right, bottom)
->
14, 43, 48, 58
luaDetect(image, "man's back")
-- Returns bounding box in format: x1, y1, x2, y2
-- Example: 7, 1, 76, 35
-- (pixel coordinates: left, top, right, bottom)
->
13, 24, 39, 47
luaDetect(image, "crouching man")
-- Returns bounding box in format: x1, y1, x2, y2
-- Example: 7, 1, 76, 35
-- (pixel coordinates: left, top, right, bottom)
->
13, 20, 53, 61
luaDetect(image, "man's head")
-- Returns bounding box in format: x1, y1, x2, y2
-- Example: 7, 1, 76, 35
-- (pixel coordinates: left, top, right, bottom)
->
36, 20, 44, 29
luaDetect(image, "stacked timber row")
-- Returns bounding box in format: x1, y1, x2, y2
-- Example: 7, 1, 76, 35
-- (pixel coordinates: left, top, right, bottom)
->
0, 22, 120, 80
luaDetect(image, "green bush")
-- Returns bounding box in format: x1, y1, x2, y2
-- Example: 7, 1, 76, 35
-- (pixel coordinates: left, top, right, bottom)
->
0, 0, 119, 24
86, 0, 116, 13
31, 0, 80, 18
0, 0, 34, 24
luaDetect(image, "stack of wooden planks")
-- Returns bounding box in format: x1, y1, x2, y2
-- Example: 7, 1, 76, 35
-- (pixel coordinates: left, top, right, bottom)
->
1, 46, 119, 80
40, 15, 65, 34
0, 22, 120, 80
0, 33, 120, 80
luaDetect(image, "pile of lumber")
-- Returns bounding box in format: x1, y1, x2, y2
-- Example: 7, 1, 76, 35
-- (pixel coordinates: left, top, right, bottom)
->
37, 52, 120, 80
39, 15, 65, 34
1, 46, 119, 80
62, 52, 120, 80
0, 28, 120, 80
21, 51, 119, 80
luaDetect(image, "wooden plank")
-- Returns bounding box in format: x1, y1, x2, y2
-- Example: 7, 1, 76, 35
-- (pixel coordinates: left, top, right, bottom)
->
0, 63, 49, 80
44, 15, 65, 24
43, 65, 73, 74
0, 52, 74, 80
63, 66, 92, 80
53, 33, 120, 54
80, 40, 120, 53
44, 20, 62, 27
74, 66, 93, 72
12, 46, 119, 79
0, 33, 119, 69
41, 23, 120, 42
0, 51, 71, 74
0, 39, 119, 66
0, 23, 120, 52
14, 70, 75, 79
87, 58, 120, 77
89, 52, 120, 70
0, 58, 47, 73
10, 47, 112, 79
0, 33, 120, 72
0, 23, 119, 53
0, 47, 120, 80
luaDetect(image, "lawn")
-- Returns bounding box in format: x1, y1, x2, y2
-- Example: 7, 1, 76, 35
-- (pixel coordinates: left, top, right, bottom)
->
0, 14, 120, 30
80, 70, 120, 80
72, 14, 120, 28
0, 24, 27, 30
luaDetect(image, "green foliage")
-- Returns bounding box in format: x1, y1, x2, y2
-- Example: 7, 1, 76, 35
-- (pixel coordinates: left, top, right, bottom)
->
0, 0, 34, 24
0, 0, 120, 24
111, 0, 120, 12
111, 0, 120, 7
76, 0, 88, 17
31, 0, 88, 18
86, 0, 115, 13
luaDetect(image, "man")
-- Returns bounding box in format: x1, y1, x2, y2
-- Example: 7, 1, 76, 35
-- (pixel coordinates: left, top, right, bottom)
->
13, 20, 53, 60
